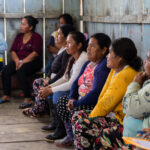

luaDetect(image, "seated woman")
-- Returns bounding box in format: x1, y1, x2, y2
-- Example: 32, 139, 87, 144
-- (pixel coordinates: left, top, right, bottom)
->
123, 50, 150, 138
0, 32, 8, 71
0, 15, 43, 105
72, 38, 142, 149
46, 13, 74, 76
54, 33, 111, 146
21, 24, 74, 113
40, 31, 88, 141
45, 13, 73, 76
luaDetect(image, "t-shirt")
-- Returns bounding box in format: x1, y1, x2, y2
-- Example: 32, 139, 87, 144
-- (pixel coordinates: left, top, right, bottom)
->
78, 62, 97, 98
10, 32, 43, 60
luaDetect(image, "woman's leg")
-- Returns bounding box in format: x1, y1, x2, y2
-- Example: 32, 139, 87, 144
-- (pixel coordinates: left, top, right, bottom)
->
55, 96, 73, 146
72, 110, 93, 149
94, 120, 123, 150
32, 78, 45, 98
72, 111, 124, 150
22, 97, 48, 117
123, 115, 143, 137
45, 92, 70, 142
17, 59, 42, 101
52, 91, 70, 104
22, 78, 48, 116
1, 61, 16, 100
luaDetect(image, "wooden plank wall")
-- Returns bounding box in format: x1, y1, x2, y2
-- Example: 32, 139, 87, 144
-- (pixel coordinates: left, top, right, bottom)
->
0, 0, 150, 62
83, 0, 150, 60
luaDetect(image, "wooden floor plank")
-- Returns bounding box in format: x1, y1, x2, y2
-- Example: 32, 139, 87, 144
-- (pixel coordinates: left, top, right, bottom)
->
0, 97, 74, 150
0, 141, 73, 150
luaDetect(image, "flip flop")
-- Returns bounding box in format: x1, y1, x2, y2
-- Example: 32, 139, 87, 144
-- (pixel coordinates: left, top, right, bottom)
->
0, 99, 10, 104
19, 102, 33, 109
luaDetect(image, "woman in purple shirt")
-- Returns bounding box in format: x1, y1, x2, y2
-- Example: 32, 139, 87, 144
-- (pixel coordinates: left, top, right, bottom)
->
0, 15, 43, 107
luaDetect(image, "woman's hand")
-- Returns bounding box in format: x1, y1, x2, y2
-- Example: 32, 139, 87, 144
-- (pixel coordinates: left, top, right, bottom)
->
137, 128, 150, 138
39, 86, 53, 99
18, 60, 24, 69
16, 60, 24, 70
43, 77, 50, 86
133, 72, 148, 86
66, 99, 74, 111
143, 128, 150, 133
15, 60, 20, 70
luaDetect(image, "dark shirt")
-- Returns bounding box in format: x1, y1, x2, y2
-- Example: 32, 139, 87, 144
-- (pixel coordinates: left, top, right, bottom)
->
69, 58, 110, 107
10, 32, 43, 60
47, 50, 71, 84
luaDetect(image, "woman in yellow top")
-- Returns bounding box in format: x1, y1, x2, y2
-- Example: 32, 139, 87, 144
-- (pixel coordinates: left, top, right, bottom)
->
72, 38, 142, 150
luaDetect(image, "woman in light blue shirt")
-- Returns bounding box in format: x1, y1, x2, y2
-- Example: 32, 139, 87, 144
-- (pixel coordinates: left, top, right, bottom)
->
0, 32, 7, 52
0, 32, 8, 71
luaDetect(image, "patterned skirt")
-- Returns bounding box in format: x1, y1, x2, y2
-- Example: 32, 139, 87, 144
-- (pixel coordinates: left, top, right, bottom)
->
72, 110, 127, 150
30, 78, 49, 116
56, 95, 94, 123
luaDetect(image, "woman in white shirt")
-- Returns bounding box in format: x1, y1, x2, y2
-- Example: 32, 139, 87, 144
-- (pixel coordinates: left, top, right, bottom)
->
23, 31, 88, 122
40, 31, 88, 141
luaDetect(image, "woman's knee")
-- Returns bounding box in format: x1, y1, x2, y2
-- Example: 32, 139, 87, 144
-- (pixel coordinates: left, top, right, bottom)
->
53, 91, 69, 104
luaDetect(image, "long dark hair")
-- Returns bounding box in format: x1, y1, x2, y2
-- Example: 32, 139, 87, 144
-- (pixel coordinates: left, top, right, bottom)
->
91, 33, 111, 56
112, 38, 142, 71
66, 31, 87, 78
23, 15, 39, 32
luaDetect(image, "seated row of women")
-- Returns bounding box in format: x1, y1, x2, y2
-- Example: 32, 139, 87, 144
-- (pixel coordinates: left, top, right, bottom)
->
0, 15, 150, 150
24, 27, 150, 149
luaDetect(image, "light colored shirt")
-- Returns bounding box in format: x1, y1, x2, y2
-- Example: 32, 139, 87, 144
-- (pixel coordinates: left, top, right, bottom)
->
0, 32, 8, 58
123, 79, 150, 129
51, 51, 88, 92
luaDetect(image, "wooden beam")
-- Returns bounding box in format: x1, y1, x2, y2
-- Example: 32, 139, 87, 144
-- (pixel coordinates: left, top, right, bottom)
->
82, 15, 150, 24
1, 13, 150, 24
0, 13, 59, 19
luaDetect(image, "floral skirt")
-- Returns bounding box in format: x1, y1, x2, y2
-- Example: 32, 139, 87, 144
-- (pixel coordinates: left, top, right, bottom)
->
29, 78, 48, 116
72, 110, 126, 150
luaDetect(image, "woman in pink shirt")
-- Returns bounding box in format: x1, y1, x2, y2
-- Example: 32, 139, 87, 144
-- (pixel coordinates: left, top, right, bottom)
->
0, 15, 43, 107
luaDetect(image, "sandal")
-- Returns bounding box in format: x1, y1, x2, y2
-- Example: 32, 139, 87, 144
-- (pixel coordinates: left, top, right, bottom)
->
19, 102, 33, 109
22, 109, 39, 118
0, 99, 10, 104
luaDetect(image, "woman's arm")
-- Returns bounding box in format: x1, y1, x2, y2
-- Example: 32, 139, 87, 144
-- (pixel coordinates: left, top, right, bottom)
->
48, 51, 70, 84
50, 76, 67, 88
11, 51, 19, 63
89, 67, 137, 118
11, 51, 20, 70
51, 52, 88, 93
22, 51, 38, 63
123, 80, 150, 118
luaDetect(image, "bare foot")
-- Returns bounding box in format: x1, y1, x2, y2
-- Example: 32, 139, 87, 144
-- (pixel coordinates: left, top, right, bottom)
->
24, 98, 33, 104
22, 108, 30, 111
1, 95, 11, 101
